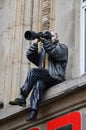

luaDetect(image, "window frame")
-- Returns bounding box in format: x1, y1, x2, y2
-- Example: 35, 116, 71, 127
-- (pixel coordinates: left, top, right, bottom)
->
80, 0, 86, 74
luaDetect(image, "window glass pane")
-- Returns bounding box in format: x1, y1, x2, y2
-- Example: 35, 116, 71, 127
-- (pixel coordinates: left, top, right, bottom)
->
85, 9, 86, 71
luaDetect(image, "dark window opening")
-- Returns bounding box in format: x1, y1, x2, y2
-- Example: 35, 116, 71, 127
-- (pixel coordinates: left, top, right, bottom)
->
56, 124, 72, 130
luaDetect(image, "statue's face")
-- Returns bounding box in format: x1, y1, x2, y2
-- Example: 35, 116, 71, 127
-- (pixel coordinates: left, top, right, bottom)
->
42, 29, 58, 43
50, 31, 58, 43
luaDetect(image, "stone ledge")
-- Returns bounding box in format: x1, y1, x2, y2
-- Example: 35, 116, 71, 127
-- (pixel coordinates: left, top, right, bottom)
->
0, 74, 86, 122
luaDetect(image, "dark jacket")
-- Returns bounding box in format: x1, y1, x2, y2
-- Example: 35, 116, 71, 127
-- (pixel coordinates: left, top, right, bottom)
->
26, 40, 68, 82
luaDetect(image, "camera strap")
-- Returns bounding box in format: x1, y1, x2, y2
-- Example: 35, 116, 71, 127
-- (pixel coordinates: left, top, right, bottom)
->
44, 53, 48, 69
41, 48, 48, 69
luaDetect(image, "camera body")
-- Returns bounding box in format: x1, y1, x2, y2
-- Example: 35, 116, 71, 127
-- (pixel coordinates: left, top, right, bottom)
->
24, 30, 52, 40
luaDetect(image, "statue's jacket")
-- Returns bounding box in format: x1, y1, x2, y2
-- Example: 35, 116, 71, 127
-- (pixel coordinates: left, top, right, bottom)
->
26, 40, 68, 82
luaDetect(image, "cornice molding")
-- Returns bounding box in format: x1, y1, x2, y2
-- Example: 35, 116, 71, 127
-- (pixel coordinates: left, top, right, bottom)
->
0, 74, 86, 129
39, 0, 55, 31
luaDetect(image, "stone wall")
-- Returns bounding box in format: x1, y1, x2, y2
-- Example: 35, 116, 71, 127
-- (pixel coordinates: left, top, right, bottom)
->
54, 0, 81, 79
0, 0, 34, 105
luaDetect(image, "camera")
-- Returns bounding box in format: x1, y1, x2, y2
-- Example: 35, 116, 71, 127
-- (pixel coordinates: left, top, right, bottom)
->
24, 30, 52, 40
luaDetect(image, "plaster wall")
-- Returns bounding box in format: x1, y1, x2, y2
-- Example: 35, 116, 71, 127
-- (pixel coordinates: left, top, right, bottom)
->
54, 0, 81, 79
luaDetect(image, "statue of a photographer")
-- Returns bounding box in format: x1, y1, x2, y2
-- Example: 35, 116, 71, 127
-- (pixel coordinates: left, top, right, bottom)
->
9, 30, 68, 122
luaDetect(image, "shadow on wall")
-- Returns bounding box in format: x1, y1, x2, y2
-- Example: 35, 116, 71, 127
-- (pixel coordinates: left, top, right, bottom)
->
0, 102, 4, 109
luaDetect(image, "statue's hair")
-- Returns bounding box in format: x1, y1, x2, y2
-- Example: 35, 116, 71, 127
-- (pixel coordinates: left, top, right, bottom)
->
43, 29, 59, 42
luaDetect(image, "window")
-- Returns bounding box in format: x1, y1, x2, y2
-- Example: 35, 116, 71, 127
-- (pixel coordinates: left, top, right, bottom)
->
56, 124, 72, 130
80, 0, 86, 74
85, 9, 86, 71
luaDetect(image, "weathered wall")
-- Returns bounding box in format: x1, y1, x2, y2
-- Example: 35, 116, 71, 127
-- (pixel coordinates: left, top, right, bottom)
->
54, 0, 81, 79
0, 0, 34, 105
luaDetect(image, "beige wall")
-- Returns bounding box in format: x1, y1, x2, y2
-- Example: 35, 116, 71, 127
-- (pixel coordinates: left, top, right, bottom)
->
54, 0, 81, 79
0, 0, 81, 106
0, 0, 34, 105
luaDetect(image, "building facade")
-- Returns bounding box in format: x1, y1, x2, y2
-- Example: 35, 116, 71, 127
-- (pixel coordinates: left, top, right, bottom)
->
0, 0, 86, 129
